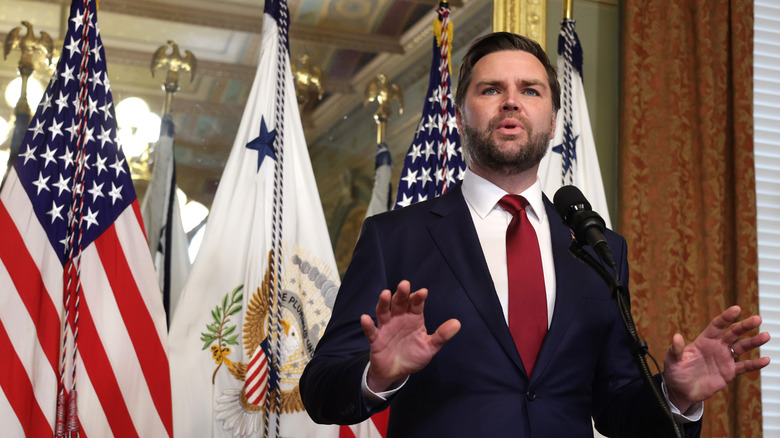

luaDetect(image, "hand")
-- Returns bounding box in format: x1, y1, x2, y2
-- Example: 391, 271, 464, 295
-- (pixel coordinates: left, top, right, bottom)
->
663, 305, 771, 413
360, 280, 461, 392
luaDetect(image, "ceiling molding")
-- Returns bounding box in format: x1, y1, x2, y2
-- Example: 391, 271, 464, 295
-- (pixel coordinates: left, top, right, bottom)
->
24, 0, 406, 55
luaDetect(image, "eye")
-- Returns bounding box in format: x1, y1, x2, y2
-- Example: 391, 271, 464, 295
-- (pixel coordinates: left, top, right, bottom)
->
482, 87, 498, 95
522, 88, 540, 96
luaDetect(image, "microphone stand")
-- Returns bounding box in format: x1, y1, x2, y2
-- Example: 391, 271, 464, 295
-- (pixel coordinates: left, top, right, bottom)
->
567, 242, 683, 438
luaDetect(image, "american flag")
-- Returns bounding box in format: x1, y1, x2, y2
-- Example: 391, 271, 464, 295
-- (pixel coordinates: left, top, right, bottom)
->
0, 0, 173, 436
393, 3, 465, 209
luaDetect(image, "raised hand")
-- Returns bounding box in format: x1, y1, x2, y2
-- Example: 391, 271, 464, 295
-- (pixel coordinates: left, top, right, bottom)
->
360, 280, 461, 393
663, 305, 771, 413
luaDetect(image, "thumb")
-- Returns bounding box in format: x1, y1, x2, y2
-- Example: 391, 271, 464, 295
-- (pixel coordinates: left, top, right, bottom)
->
667, 333, 685, 362
431, 318, 461, 350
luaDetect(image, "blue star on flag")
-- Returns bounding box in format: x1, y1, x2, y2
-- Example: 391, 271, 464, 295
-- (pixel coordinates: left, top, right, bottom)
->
246, 117, 277, 171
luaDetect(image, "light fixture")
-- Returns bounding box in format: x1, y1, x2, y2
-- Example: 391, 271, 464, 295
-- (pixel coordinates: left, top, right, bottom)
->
4, 76, 44, 110
176, 187, 209, 233
115, 96, 161, 159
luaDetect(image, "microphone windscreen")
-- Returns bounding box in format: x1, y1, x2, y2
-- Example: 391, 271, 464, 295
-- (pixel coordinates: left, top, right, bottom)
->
553, 185, 591, 220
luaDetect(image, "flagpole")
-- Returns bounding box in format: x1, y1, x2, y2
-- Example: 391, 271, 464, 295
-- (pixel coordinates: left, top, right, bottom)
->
563, 0, 573, 19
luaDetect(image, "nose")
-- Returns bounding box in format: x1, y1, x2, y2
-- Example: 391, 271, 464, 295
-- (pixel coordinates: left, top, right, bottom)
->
502, 91, 520, 112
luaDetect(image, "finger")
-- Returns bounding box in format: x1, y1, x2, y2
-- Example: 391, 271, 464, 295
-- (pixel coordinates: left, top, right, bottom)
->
700, 305, 742, 340
375, 289, 392, 325
721, 314, 763, 346
431, 319, 461, 350
390, 280, 411, 317
731, 331, 771, 356
735, 356, 771, 375
666, 333, 686, 362
408, 288, 428, 315
361, 314, 378, 343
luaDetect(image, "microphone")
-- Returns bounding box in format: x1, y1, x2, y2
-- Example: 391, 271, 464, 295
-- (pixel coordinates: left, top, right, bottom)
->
553, 185, 616, 270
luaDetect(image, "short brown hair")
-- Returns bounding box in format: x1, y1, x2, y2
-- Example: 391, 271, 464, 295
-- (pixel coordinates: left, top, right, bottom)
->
455, 32, 560, 114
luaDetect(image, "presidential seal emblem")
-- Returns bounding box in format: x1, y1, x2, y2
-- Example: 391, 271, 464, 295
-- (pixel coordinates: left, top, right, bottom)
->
201, 245, 338, 436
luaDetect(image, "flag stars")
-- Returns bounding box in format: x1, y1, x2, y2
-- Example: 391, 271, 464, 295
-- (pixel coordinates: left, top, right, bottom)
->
39, 93, 52, 113
418, 167, 433, 187
48, 120, 64, 141
423, 141, 435, 160
407, 143, 422, 163
397, 193, 413, 208
65, 119, 80, 140
29, 119, 45, 139
110, 155, 126, 177
87, 181, 105, 202
401, 168, 418, 188
65, 36, 81, 58
32, 173, 51, 195
60, 64, 76, 86
108, 182, 123, 205
55, 91, 70, 113
40, 145, 58, 168
19, 145, 37, 165
53, 175, 72, 196
94, 153, 108, 175
91, 42, 102, 63
91, 70, 103, 91
70, 8, 85, 31
59, 148, 74, 169
88, 97, 99, 118
99, 101, 112, 121
97, 126, 112, 148
46, 201, 64, 224
82, 208, 99, 229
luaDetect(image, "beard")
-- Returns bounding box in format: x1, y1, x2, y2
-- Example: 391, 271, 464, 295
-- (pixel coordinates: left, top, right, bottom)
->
461, 113, 551, 175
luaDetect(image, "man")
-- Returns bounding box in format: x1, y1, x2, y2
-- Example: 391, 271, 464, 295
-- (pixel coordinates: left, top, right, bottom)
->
300, 32, 769, 437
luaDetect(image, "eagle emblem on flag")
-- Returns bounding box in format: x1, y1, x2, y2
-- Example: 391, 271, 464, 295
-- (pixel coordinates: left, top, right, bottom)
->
201, 246, 336, 436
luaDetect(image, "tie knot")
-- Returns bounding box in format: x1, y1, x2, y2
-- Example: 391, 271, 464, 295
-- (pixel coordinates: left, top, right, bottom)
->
498, 194, 529, 216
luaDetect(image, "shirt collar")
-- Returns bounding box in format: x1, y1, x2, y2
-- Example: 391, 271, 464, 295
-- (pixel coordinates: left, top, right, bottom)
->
462, 167, 546, 223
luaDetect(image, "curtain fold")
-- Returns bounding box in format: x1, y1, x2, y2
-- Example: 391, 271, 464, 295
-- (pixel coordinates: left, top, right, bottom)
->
619, 0, 759, 435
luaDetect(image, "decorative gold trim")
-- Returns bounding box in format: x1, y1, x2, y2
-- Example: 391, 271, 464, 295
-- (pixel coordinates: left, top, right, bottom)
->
492, 0, 546, 48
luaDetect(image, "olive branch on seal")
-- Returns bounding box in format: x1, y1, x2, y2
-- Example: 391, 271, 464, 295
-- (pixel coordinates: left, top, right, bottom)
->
200, 285, 243, 383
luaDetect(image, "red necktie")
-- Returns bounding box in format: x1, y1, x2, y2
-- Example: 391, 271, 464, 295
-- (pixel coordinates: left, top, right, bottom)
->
499, 194, 547, 376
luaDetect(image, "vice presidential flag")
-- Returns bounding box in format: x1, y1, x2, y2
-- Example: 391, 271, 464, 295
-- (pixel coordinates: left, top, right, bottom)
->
0, 0, 173, 436
394, 3, 464, 209
539, 18, 611, 227
141, 114, 191, 323
168, 0, 340, 437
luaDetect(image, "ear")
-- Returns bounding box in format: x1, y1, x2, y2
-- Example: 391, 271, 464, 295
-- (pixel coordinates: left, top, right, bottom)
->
455, 106, 464, 133
550, 110, 558, 140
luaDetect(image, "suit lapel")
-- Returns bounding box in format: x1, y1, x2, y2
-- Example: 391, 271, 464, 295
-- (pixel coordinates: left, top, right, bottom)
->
427, 186, 525, 373
530, 197, 581, 382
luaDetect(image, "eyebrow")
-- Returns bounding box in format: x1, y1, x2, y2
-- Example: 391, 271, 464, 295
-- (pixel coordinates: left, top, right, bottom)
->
474, 78, 548, 89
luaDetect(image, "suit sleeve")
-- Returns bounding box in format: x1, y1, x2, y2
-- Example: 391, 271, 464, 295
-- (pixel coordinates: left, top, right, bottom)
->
300, 216, 392, 425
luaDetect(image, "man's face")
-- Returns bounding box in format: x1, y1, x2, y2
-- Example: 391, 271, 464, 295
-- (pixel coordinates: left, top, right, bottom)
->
456, 50, 556, 176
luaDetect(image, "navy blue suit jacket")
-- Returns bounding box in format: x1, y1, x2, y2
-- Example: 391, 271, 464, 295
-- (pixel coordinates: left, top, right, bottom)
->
301, 185, 701, 438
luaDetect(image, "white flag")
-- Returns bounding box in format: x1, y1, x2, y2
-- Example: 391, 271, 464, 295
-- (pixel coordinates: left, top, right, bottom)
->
539, 18, 611, 227
365, 142, 393, 218
168, 0, 340, 437
141, 115, 191, 322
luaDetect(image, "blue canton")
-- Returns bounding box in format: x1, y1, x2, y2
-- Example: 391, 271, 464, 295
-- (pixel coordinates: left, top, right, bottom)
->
393, 9, 465, 209
13, 0, 135, 266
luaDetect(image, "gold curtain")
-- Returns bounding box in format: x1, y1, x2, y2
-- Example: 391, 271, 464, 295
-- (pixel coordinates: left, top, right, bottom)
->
619, 0, 759, 436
